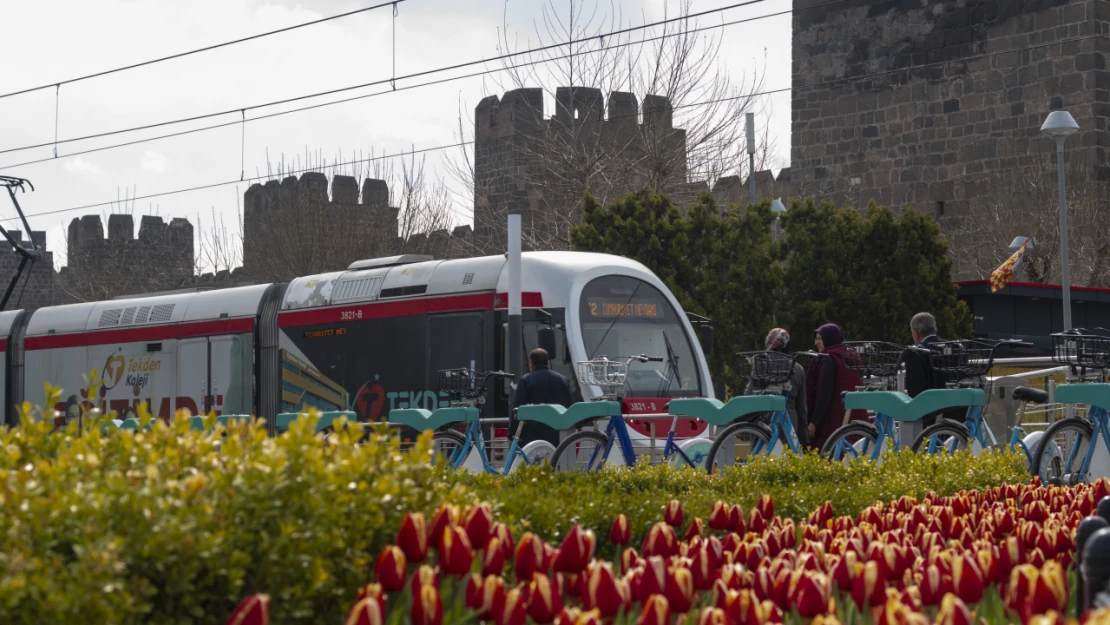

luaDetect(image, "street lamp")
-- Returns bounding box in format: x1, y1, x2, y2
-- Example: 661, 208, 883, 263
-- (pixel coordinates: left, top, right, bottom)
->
1041, 110, 1079, 331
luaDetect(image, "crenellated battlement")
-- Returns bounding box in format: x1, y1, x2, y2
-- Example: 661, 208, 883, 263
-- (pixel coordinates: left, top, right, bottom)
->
475, 87, 677, 142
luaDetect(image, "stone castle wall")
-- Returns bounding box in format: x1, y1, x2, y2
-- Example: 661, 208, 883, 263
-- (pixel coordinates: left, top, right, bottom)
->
0, 230, 53, 311
791, 0, 1110, 218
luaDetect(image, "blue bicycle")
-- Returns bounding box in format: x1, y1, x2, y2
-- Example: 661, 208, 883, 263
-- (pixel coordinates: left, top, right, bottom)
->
544, 355, 710, 472
391, 369, 547, 475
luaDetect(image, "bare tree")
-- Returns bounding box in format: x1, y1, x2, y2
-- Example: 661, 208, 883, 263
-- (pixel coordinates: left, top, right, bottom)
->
946, 148, 1110, 287
450, 0, 772, 251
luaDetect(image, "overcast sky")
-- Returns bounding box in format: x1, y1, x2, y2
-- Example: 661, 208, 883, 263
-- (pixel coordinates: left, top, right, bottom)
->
0, 0, 791, 270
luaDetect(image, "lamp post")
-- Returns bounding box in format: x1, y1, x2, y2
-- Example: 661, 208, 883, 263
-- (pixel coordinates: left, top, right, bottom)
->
1041, 110, 1079, 331
746, 112, 756, 206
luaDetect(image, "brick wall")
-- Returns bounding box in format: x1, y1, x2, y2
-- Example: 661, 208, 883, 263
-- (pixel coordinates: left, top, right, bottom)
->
791, 0, 1110, 218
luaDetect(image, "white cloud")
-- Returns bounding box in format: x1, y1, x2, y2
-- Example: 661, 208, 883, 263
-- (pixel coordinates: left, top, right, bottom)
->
141, 150, 167, 173
64, 155, 105, 176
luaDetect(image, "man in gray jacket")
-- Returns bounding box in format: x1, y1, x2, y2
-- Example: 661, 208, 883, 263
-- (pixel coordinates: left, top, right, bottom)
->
744, 328, 809, 446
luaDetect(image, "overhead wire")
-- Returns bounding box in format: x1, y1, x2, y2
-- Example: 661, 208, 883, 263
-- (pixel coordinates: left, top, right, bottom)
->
0, 0, 407, 101
0, 0, 802, 172
0, 0, 796, 158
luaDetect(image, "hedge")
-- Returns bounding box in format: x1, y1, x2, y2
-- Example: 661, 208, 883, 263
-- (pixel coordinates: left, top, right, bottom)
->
0, 410, 1029, 625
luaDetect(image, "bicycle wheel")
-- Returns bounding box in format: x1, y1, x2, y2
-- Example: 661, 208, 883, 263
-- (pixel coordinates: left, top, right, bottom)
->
550, 431, 610, 472
1033, 417, 1094, 486
507, 440, 557, 473
706, 422, 773, 474
429, 430, 468, 467
820, 422, 881, 462
911, 420, 971, 454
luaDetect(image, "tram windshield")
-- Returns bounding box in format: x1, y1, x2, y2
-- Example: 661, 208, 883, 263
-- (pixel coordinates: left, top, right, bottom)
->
578, 275, 702, 397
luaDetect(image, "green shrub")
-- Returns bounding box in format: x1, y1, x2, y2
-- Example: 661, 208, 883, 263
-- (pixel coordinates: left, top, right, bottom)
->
0, 414, 464, 625
0, 404, 1029, 625
448, 448, 1030, 552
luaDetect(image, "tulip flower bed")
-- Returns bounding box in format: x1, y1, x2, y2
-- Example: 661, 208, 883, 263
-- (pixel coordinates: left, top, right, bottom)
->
0, 410, 1030, 625
282, 482, 1103, 625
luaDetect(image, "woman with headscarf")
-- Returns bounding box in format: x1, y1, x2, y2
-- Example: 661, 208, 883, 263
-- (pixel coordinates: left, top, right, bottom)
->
804, 323, 867, 451
744, 328, 809, 447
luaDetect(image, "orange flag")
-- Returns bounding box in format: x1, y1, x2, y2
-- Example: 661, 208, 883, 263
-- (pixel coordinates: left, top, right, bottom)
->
990, 241, 1028, 293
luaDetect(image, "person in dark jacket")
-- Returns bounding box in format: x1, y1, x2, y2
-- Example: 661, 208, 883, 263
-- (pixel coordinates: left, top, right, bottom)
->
903, 311, 959, 427
804, 323, 868, 451
511, 348, 574, 446
745, 328, 809, 446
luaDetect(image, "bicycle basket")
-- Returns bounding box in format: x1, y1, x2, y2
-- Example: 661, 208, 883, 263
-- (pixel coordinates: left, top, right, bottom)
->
438, 368, 482, 399
737, 351, 795, 385
576, 358, 629, 389
842, 341, 905, 379
927, 340, 995, 379
1052, 329, 1110, 368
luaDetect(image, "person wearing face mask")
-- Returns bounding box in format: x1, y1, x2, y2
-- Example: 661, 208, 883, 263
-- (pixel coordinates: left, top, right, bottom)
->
744, 328, 810, 446
804, 323, 868, 451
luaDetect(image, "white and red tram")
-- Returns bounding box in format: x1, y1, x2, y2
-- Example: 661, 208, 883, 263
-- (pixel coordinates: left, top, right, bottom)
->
0, 251, 714, 440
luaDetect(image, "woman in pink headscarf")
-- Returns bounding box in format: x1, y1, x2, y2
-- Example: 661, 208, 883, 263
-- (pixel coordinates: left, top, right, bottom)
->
804, 323, 867, 451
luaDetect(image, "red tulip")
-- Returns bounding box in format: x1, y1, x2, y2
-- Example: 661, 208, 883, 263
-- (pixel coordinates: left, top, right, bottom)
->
373, 546, 407, 592
1029, 562, 1068, 617
573, 609, 603, 625
483, 537, 506, 576
355, 583, 384, 605
664, 566, 695, 613
397, 512, 429, 562
664, 500, 684, 528
493, 523, 515, 560
900, 586, 923, 613
429, 503, 460, 548
640, 556, 667, 597
621, 547, 641, 572
718, 563, 749, 591
225, 594, 270, 625
439, 525, 474, 576
791, 572, 830, 618
515, 532, 547, 581
496, 587, 527, 625
1006, 565, 1038, 616
951, 552, 984, 605
709, 501, 731, 531
690, 547, 716, 590
685, 517, 704, 541
728, 505, 746, 534
695, 607, 728, 625
757, 495, 775, 521
636, 594, 670, 625
411, 584, 444, 625
553, 526, 596, 574
610, 514, 631, 546
831, 553, 857, 590
918, 564, 951, 607
463, 502, 495, 549
480, 575, 508, 619
642, 522, 678, 558
583, 563, 630, 618
759, 600, 784, 624
748, 508, 767, 534
975, 548, 1002, 586
410, 565, 439, 595
465, 574, 485, 611
529, 574, 564, 624
851, 561, 885, 608
724, 589, 761, 625
935, 593, 972, 625
706, 536, 724, 567
345, 596, 384, 625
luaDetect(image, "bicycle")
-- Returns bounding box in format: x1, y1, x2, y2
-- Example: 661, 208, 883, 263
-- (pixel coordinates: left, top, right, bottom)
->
390, 369, 546, 475
1031, 328, 1110, 485
909, 339, 1034, 455
821, 340, 1055, 471
543, 355, 711, 472
686, 350, 807, 474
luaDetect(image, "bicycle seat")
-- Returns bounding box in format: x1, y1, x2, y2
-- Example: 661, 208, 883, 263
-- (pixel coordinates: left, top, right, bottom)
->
388, 407, 478, 431
189, 415, 253, 431
843, 388, 984, 422
516, 401, 622, 430
1012, 386, 1049, 404
276, 410, 358, 433
1055, 384, 1110, 410
666, 396, 786, 426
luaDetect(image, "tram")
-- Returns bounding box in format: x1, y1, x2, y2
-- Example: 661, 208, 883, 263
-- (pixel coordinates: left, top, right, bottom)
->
0, 251, 715, 441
